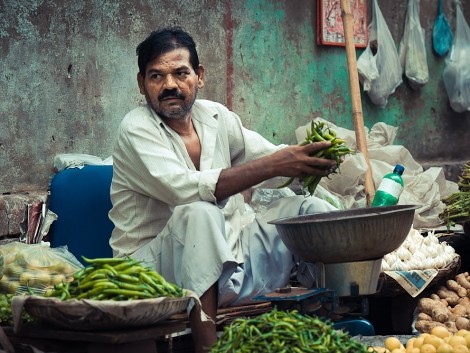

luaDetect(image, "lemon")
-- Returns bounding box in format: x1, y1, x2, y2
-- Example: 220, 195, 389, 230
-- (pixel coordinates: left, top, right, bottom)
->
453, 345, 469, 353
456, 330, 470, 337
464, 334, 470, 348
424, 335, 444, 349
432, 326, 451, 339
437, 343, 454, 353
385, 337, 403, 351
407, 338, 417, 350
414, 337, 425, 349
420, 343, 437, 353
449, 336, 467, 348
391, 348, 406, 353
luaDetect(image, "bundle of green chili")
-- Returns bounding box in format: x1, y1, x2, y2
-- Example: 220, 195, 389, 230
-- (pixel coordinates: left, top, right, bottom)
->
440, 161, 470, 230
44, 256, 184, 301
278, 120, 354, 196
210, 308, 370, 353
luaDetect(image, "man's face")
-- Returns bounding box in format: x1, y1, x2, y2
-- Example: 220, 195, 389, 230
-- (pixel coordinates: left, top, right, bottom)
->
137, 48, 205, 121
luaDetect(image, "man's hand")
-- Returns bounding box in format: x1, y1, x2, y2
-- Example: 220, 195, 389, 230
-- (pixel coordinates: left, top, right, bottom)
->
271, 141, 338, 178
214, 141, 337, 202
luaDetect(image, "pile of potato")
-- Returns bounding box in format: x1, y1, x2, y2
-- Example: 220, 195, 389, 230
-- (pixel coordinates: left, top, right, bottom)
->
415, 272, 470, 334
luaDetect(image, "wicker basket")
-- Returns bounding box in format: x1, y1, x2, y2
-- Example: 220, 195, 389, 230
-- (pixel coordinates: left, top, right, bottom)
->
375, 255, 462, 297
21, 295, 191, 331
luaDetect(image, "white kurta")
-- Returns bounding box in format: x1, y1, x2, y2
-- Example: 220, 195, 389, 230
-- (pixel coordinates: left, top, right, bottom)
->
109, 100, 336, 306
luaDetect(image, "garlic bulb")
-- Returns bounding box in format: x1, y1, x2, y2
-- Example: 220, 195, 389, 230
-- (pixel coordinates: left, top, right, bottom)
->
381, 227, 457, 271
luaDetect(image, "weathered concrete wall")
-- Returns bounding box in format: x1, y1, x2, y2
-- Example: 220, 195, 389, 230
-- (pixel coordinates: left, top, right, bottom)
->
1, 0, 469, 196
230, 0, 470, 181
0, 0, 227, 193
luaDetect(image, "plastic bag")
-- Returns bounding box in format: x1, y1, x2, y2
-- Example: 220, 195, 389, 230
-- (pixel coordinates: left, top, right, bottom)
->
443, 4, 470, 113
295, 118, 456, 227
399, 0, 429, 89
0, 242, 83, 295
433, 0, 453, 57
357, 0, 402, 107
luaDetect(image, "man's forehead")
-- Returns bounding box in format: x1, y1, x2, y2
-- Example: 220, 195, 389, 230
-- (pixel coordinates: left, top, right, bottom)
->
151, 48, 191, 67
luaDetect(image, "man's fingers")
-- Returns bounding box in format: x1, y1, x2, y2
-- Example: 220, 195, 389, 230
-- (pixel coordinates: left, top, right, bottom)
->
302, 140, 331, 153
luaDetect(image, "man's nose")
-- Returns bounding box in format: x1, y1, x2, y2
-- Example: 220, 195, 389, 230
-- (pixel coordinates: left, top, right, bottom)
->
162, 74, 178, 89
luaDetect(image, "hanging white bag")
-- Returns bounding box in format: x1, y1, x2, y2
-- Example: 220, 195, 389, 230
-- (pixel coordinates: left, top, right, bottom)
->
443, 4, 470, 113
399, 0, 429, 90
357, 0, 402, 107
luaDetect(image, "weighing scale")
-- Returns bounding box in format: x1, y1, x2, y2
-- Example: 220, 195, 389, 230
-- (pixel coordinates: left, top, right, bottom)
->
253, 259, 380, 336
264, 205, 418, 337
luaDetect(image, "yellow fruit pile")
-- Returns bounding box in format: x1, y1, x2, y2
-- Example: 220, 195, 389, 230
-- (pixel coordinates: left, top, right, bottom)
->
369, 327, 470, 353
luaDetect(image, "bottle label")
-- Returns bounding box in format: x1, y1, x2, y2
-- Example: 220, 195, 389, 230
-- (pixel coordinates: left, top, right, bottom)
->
377, 178, 403, 198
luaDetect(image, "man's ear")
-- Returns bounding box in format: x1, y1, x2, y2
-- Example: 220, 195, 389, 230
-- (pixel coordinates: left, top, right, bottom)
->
137, 72, 145, 95
196, 65, 205, 89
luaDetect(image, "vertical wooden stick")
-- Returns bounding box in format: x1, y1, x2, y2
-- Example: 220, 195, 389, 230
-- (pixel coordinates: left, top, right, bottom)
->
340, 0, 375, 206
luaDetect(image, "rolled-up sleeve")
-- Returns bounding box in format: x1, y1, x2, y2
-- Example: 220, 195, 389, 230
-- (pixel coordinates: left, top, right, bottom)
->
198, 168, 222, 203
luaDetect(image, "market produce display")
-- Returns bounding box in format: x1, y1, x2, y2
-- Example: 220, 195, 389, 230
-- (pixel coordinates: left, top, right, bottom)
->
0, 242, 82, 295
44, 256, 184, 300
0, 293, 35, 326
415, 271, 470, 334
370, 327, 470, 353
440, 162, 470, 230
381, 228, 457, 271
278, 120, 354, 195
210, 308, 370, 353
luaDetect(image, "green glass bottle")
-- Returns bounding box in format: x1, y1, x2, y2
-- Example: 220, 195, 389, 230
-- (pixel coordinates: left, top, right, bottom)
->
371, 164, 405, 207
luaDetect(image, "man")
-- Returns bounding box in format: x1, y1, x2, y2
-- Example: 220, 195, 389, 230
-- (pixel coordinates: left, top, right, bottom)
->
109, 26, 337, 352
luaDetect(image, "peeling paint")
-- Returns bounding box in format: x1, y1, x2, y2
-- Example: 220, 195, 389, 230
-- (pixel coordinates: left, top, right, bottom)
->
1, 0, 470, 193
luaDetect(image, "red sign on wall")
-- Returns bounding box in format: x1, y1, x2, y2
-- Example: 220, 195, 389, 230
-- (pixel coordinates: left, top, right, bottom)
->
317, 0, 368, 48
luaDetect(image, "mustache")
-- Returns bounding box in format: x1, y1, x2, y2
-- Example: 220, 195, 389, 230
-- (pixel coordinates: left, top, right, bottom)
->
158, 89, 185, 101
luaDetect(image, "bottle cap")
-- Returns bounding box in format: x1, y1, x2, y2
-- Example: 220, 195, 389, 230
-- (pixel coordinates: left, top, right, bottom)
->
394, 164, 405, 174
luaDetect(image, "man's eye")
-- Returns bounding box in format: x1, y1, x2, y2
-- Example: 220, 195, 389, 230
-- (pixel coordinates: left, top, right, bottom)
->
150, 73, 161, 79
177, 71, 189, 77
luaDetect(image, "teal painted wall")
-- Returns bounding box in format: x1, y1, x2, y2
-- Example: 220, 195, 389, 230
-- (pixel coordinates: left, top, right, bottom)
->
231, 0, 470, 173
0, 0, 469, 193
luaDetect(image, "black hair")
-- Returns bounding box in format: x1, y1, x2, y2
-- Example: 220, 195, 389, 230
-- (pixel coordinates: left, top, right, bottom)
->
136, 26, 200, 76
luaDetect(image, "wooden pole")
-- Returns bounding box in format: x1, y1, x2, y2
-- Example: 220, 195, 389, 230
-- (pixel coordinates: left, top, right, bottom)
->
340, 0, 375, 206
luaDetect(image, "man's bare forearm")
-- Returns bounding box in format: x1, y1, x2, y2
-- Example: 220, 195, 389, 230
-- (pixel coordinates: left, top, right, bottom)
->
213, 141, 336, 202
214, 157, 277, 201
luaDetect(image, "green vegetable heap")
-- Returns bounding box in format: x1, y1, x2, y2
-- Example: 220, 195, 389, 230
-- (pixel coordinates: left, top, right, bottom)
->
210, 308, 370, 353
0, 293, 35, 326
440, 161, 470, 230
45, 257, 185, 301
278, 120, 354, 196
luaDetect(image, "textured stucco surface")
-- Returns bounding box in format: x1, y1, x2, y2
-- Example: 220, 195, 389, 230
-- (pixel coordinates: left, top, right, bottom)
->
1, 0, 470, 195
231, 0, 470, 168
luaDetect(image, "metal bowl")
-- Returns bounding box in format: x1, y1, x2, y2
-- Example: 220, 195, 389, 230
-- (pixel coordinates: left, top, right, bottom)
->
268, 205, 418, 264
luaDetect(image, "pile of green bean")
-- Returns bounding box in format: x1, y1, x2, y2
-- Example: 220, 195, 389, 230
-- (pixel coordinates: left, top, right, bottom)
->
440, 161, 470, 230
44, 257, 184, 301
278, 120, 354, 196
210, 308, 370, 353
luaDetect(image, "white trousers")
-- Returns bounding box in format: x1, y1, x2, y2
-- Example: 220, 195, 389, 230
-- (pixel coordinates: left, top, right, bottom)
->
131, 195, 336, 307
